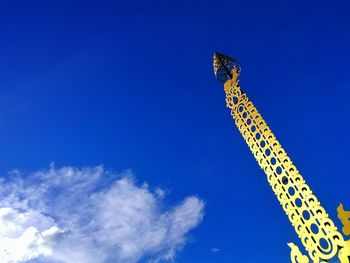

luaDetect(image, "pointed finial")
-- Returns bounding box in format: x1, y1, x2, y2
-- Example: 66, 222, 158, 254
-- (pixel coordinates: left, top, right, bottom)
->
213, 52, 241, 83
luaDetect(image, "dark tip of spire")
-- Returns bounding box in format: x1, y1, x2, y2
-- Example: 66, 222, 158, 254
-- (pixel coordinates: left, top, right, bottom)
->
213, 52, 241, 83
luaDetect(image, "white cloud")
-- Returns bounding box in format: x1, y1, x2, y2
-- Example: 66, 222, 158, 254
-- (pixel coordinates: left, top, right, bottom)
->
0, 207, 63, 263
0, 166, 204, 263
211, 248, 220, 253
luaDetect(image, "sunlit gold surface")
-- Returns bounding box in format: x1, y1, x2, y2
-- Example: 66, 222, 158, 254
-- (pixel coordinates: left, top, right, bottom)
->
222, 66, 349, 262
339, 242, 350, 263
288, 243, 309, 263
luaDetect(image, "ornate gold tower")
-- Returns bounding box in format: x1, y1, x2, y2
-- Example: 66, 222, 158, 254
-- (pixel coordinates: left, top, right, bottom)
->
213, 52, 350, 262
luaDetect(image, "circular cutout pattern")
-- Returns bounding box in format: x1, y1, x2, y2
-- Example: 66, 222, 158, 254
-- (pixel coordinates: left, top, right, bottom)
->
260, 140, 266, 148
302, 210, 310, 220
276, 166, 282, 175
311, 223, 319, 234
288, 187, 295, 196
319, 238, 329, 251
226, 82, 342, 261
295, 198, 302, 208
282, 176, 288, 185
270, 157, 276, 165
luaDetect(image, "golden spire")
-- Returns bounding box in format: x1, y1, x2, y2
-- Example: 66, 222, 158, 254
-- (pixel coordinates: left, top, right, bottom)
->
214, 52, 350, 262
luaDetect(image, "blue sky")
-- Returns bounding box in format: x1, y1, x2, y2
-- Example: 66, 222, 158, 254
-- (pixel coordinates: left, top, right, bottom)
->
0, 0, 350, 262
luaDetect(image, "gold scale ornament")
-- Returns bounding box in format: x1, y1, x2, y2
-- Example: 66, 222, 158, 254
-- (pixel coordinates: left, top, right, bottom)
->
213, 53, 350, 262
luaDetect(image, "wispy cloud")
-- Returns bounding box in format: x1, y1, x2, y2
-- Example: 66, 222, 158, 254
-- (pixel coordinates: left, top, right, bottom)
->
0, 165, 204, 263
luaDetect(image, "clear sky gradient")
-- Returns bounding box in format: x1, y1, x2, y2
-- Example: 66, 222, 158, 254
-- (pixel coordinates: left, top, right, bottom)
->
1, 0, 350, 262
